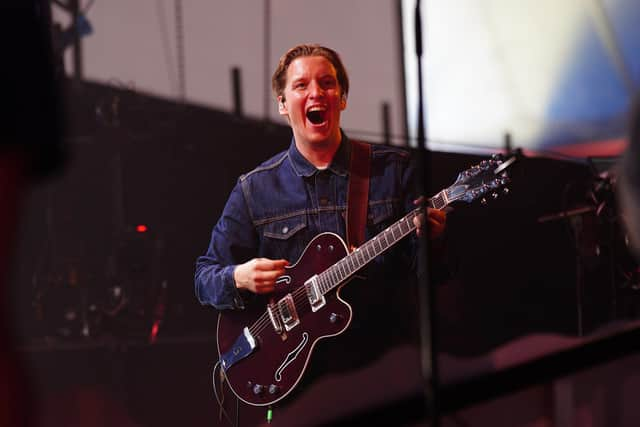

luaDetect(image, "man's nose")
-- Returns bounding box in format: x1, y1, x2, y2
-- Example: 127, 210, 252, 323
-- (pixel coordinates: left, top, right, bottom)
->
308, 81, 325, 97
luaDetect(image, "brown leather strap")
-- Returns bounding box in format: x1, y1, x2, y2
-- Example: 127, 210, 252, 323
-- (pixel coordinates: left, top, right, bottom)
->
346, 140, 371, 250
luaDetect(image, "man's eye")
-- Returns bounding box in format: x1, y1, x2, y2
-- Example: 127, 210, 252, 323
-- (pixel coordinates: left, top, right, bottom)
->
322, 79, 337, 87
294, 83, 306, 89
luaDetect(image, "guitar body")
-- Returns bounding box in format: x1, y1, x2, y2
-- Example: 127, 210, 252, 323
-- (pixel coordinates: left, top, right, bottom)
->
217, 233, 353, 406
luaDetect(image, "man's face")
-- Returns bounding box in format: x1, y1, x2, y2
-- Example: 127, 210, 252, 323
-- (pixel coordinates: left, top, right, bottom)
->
278, 55, 346, 148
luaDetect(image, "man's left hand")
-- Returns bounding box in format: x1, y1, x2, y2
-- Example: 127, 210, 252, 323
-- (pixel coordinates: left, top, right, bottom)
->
413, 204, 447, 240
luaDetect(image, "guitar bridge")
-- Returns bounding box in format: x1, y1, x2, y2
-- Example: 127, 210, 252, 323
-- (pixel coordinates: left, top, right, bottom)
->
305, 275, 326, 312
278, 294, 300, 331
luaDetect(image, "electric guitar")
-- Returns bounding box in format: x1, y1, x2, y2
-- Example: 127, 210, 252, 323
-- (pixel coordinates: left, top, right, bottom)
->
216, 154, 516, 406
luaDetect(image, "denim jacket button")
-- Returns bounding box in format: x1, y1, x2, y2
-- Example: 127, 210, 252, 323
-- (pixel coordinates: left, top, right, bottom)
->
282, 226, 289, 234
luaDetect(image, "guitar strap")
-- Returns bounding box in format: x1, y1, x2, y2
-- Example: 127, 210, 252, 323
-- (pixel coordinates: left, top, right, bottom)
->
346, 139, 371, 250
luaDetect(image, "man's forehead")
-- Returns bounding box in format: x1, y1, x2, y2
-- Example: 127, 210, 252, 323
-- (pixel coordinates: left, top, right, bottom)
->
286, 56, 337, 80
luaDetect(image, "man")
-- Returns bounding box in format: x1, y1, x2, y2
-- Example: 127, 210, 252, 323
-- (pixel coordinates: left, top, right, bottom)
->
195, 43, 445, 306
194, 44, 446, 401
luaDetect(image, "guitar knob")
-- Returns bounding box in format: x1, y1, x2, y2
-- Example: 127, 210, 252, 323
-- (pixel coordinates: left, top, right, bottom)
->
329, 312, 342, 323
253, 384, 265, 395
492, 192, 498, 199
481, 198, 487, 205
502, 187, 510, 195
268, 384, 280, 395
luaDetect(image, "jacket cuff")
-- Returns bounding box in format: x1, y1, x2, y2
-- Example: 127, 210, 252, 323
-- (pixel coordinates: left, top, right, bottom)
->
223, 265, 245, 309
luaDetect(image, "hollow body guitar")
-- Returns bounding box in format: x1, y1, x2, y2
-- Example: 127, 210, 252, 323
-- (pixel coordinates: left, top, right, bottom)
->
216, 154, 515, 406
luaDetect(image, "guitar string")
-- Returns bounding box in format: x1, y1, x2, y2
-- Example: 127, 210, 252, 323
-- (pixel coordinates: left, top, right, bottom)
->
248, 196, 475, 337
249, 209, 422, 336
246, 162, 506, 336
243, 161, 506, 337
248, 210, 421, 337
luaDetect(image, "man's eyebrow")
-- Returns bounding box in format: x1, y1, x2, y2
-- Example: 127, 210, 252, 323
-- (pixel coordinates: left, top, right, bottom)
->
319, 73, 337, 80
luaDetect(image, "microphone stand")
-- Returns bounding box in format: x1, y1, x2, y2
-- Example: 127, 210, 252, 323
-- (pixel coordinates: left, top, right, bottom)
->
414, 1, 440, 425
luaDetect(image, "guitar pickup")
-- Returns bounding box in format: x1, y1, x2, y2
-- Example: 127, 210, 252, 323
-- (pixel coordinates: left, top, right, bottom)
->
267, 303, 284, 335
278, 294, 300, 331
304, 275, 326, 312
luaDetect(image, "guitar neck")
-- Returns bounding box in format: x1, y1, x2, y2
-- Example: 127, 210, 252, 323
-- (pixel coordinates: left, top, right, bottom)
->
315, 202, 433, 297
428, 190, 449, 209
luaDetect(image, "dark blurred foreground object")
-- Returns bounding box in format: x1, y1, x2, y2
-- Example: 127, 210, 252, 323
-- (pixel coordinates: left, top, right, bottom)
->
1, 1, 66, 425
619, 95, 640, 260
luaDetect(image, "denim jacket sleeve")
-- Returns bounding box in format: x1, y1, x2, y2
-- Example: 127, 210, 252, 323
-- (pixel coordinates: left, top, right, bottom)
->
194, 179, 258, 310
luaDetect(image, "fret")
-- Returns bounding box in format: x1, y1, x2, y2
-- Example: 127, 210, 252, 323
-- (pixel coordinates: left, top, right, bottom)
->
430, 191, 446, 210
399, 219, 409, 235
345, 259, 351, 275
320, 274, 328, 293
362, 249, 368, 263
347, 256, 355, 273
380, 234, 388, 250
384, 232, 394, 248
373, 237, 381, 254
391, 225, 400, 240
338, 260, 346, 278
353, 250, 361, 268
391, 224, 400, 240
344, 259, 351, 276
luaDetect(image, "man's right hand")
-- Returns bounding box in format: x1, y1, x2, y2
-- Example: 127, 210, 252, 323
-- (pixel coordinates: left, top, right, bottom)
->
233, 258, 289, 294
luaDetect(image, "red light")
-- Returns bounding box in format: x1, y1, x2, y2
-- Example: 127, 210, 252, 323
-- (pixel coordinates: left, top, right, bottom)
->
136, 224, 148, 233
149, 321, 159, 344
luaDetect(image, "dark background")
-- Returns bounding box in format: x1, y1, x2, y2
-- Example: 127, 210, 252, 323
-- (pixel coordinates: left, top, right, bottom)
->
10, 79, 639, 426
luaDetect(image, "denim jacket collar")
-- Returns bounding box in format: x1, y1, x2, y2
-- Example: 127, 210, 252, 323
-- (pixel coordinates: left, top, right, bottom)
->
288, 131, 350, 178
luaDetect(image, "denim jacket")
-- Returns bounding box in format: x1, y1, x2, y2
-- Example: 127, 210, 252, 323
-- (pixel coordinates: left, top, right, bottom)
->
194, 134, 420, 310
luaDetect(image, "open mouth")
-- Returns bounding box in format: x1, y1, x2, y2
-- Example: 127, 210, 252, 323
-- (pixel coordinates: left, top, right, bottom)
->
306, 106, 327, 125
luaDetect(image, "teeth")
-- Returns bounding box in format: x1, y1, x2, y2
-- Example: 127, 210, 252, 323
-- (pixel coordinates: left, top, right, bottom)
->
307, 106, 326, 113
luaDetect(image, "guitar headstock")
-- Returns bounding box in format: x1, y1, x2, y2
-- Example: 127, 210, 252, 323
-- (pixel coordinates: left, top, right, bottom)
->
447, 154, 516, 205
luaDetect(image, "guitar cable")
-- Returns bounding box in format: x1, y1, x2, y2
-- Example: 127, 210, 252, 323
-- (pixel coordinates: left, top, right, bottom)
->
212, 360, 235, 426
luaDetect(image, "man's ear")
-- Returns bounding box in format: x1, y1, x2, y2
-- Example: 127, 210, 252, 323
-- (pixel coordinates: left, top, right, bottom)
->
278, 96, 288, 115
340, 93, 347, 111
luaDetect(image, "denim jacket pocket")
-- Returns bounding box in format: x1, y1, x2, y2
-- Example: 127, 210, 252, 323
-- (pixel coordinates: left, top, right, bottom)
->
261, 215, 309, 261
263, 215, 308, 240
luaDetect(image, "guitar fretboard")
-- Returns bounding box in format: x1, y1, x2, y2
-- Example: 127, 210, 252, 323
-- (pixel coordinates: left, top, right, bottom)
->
314, 207, 422, 296
429, 191, 448, 210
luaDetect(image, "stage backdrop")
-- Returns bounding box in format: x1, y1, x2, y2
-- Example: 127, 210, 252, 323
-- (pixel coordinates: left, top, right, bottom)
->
402, 0, 640, 156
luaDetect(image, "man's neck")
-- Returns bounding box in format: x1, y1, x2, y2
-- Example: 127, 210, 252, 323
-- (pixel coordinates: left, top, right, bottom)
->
295, 135, 342, 169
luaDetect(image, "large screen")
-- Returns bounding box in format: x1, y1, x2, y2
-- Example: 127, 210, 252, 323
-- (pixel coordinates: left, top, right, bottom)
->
401, 0, 640, 157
